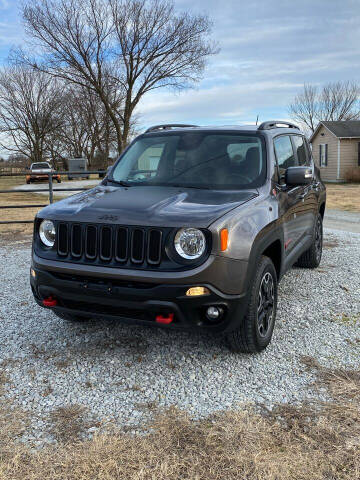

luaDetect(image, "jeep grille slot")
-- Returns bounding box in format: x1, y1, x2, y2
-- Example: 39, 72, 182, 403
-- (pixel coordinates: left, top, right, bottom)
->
57, 223, 68, 256
116, 227, 128, 262
71, 224, 82, 257
147, 229, 162, 264
131, 229, 145, 264
100, 226, 112, 261
85, 225, 97, 259
55, 223, 164, 268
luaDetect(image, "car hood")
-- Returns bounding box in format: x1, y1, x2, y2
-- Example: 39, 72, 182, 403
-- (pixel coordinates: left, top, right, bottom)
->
39, 184, 258, 228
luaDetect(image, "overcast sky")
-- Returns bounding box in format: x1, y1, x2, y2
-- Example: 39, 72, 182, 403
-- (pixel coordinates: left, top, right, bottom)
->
1, 0, 360, 130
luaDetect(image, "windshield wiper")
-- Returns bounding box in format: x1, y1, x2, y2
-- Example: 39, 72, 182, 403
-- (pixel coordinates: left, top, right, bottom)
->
165, 183, 211, 190
107, 178, 132, 187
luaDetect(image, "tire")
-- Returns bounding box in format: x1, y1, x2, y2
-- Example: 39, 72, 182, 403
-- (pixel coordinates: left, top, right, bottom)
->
295, 213, 323, 269
226, 256, 278, 353
53, 310, 91, 323
57, 178, 61, 183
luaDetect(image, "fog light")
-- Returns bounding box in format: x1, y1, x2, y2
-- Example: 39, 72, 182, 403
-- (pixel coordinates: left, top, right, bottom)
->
186, 286, 210, 297
206, 306, 223, 320
30, 268, 36, 279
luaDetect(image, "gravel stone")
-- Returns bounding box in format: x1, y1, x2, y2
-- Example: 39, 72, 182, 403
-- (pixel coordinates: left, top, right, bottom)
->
0, 228, 359, 444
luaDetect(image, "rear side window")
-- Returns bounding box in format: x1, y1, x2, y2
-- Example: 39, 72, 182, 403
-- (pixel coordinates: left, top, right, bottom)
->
292, 135, 309, 166
274, 136, 296, 177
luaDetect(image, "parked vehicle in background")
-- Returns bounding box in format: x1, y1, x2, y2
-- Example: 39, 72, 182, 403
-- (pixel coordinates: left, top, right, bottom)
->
26, 162, 61, 184
67, 158, 90, 180
31, 121, 326, 353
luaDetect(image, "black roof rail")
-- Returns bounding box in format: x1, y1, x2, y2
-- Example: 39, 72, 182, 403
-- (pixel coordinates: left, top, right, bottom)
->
258, 120, 300, 131
145, 124, 198, 133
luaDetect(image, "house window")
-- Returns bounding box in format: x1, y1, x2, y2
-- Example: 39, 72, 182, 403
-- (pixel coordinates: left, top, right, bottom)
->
319, 144, 328, 167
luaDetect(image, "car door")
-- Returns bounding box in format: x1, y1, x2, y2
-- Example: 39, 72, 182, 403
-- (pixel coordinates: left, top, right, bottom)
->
291, 135, 318, 237
273, 135, 304, 255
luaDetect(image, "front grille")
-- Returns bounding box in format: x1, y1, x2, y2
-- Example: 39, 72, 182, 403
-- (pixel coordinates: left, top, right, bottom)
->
56, 222, 164, 267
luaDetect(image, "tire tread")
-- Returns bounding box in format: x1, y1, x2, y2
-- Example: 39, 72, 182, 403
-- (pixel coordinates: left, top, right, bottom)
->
227, 256, 277, 353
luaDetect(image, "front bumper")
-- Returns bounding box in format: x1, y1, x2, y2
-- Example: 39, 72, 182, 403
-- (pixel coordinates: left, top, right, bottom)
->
30, 265, 249, 334
27, 174, 61, 181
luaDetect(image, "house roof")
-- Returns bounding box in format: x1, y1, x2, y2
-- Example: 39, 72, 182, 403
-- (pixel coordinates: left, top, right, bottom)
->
310, 121, 360, 142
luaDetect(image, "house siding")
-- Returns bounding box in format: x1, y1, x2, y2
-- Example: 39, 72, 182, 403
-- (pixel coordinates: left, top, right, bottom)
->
311, 125, 338, 181
339, 138, 359, 179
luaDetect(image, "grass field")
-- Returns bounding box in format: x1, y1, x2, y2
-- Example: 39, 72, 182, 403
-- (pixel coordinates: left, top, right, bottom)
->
0, 175, 48, 241
325, 183, 360, 212
0, 174, 98, 241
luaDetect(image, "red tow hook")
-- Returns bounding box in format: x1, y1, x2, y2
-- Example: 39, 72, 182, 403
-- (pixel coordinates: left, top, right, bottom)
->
42, 296, 58, 307
155, 313, 174, 324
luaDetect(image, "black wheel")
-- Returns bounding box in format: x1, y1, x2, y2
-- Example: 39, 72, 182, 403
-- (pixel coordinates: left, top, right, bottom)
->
226, 256, 278, 353
295, 213, 323, 269
53, 310, 91, 322
57, 178, 61, 183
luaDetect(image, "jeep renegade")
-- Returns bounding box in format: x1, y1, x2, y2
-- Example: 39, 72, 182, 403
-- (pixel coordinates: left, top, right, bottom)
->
30, 121, 326, 353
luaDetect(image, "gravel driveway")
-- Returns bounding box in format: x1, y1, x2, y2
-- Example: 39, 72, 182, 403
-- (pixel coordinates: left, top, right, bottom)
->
1, 228, 359, 445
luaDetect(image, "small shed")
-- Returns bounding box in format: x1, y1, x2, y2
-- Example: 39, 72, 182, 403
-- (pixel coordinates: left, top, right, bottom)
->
67, 158, 90, 180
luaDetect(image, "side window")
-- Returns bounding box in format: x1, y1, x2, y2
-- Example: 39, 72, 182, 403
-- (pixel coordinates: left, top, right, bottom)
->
319, 144, 328, 167
274, 135, 296, 178
292, 135, 309, 166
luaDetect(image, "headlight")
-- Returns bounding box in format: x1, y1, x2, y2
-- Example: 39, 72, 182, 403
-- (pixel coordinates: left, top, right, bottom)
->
39, 220, 55, 247
174, 228, 206, 260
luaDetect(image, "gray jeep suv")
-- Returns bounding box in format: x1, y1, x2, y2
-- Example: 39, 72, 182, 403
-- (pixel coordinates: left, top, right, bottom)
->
30, 121, 326, 353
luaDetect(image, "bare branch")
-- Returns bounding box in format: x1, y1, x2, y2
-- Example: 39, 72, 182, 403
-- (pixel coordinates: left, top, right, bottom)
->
20, 0, 217, 151
289, 81, 360, 133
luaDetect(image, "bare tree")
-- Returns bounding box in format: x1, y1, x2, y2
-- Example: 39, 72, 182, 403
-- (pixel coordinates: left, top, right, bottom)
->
0, 65, 64, 162
289, 81, 360, 133
109, 0, 218, 147
49, 83, 119, 166
319, 81, 360, 122
289, 84, 318, 133
20, 0, 217, 153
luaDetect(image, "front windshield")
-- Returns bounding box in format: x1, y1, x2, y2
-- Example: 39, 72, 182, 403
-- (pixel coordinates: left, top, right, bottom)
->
111, 132, 266, 189
32, 163, 50, 169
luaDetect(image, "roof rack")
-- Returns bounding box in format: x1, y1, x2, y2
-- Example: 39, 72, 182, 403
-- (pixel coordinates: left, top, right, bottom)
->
258, 121, 299, 131
145, 124, 198, 133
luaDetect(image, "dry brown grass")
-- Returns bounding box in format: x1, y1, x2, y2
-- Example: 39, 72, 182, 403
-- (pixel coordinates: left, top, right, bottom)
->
325, 183, 360, 212
0, 175, 46, 240
0, 174, 95, 242
50, 405, 88, 443
0, 360, 359, 480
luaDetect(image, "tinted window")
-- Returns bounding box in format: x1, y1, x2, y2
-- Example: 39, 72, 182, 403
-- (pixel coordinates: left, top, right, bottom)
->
274, 136, 296, 177
292, 135, 309, 166
32, 163, 50, 169
111, 133, 266, 189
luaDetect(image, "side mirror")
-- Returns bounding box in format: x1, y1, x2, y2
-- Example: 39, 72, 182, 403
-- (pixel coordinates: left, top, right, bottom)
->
286, 166, 312, 186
